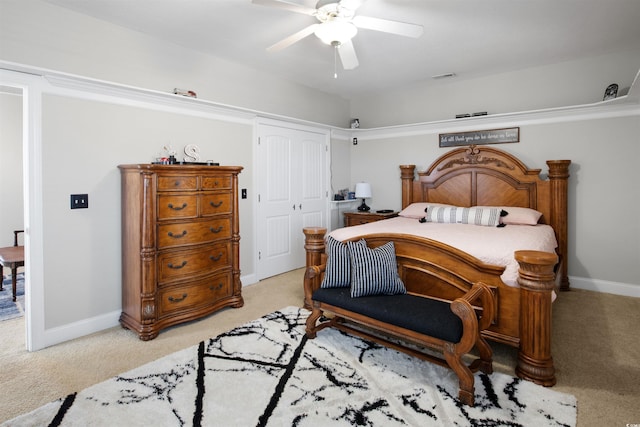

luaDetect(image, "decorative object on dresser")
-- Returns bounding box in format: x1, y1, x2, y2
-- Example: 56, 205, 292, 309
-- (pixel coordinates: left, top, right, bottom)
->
354, 182, 372, 211
118, 164, 243, 340
343, 210, 398, 227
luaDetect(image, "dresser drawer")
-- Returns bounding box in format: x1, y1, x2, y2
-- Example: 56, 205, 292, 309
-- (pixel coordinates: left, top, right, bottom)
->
157, 242, 231, 282
201, 175, 232, 190
157, 175, 198, 191
201, 193, 232, 216
157, 218, 231, 249
157, 194, 198, 220
157, 273, 232, 317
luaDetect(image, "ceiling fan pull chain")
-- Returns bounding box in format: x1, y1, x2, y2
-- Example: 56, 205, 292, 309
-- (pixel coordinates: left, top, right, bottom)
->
333, 43, 338, 79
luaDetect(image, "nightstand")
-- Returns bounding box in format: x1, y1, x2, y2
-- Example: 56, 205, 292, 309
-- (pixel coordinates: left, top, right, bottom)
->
343, 210, 398, 227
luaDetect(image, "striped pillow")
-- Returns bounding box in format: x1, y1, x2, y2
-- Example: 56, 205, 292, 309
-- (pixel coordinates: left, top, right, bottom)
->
347, 240, 406, 298
425, 206, 501, 227
320, 236, 355, 288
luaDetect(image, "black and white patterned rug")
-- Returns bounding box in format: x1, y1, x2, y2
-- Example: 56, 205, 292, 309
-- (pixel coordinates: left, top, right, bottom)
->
3, 307, 576, 426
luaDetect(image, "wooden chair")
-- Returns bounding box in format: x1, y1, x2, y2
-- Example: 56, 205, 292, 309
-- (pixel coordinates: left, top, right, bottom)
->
0, 230, 25, 302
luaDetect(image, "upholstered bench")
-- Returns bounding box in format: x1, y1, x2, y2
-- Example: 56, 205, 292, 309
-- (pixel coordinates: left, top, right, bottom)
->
303, 237, 495, 407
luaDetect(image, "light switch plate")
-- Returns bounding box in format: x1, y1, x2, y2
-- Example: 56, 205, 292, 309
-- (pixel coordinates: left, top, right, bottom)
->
71, 194, 88, 209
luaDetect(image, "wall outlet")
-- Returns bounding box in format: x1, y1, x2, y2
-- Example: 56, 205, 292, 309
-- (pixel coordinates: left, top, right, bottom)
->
70, 194, 88, 209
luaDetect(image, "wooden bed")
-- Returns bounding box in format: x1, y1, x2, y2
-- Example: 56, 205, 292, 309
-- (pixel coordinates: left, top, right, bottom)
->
303, 145, 571, 387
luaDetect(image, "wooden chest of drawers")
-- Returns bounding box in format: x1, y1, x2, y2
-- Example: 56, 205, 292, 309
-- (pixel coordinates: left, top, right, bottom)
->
118, 164, 243, 340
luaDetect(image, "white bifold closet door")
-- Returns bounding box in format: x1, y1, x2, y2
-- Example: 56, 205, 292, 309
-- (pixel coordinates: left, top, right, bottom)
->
257, 123, 328, 280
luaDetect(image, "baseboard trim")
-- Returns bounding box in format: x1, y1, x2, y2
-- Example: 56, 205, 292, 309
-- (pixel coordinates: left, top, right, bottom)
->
39, 274, 260, 349
569, 276, 640, 298
38, 274, 258, 349
42, 310, 121, 349
240, 272, 257, 286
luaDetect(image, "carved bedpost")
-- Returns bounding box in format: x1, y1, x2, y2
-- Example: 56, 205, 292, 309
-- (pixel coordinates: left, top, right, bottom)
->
400, 165, 416, 209
303, 227, 327, 309
303, 227, 326, 267
546, 160, 571, 291
515, 250, 558, 387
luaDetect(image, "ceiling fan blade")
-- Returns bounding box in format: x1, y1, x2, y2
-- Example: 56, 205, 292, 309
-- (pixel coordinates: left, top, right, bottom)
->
252, 0, 317, 16
339, 0, 366, 11
352, 15, 423, 38
267, 24, 320, 52
338, 40, 359, 70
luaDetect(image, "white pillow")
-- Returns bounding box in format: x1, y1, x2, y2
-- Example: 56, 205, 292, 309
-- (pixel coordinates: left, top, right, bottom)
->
477, 206, 543, 225
398, 202, 454, 219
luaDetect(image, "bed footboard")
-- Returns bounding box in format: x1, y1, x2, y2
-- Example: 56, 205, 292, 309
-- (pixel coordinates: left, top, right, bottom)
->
302, 227, 558, 387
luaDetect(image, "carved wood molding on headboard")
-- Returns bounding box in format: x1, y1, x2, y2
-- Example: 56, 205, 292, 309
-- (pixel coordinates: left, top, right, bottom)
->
437, 145, 514, 171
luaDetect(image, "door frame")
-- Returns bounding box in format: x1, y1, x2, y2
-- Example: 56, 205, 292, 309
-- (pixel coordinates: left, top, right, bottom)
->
0, 69, 46, 351
254, 117, 331, 281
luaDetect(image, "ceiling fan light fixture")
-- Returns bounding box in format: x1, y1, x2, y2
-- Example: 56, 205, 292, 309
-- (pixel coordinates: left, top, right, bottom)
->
314, 20, 358, 45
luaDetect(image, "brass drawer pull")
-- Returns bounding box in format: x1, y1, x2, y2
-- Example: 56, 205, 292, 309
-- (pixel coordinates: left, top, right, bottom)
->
210, 253, 223, 262
210, 226, 223, 234
168, 230, 188, 238
168, 203, 188, 211
209, 283, 223, 291
168, 293, 187, 303
209, 200, 223, 208
167, 260, 187, 269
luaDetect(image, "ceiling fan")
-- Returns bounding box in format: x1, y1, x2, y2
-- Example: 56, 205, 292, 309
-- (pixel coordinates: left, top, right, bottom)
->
253, 0, 423, 71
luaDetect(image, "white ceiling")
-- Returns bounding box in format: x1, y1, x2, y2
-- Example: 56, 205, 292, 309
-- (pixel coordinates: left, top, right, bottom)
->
45, 0, 640, 99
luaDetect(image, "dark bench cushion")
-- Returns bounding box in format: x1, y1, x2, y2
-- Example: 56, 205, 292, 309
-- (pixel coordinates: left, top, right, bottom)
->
312, 287, 464, 343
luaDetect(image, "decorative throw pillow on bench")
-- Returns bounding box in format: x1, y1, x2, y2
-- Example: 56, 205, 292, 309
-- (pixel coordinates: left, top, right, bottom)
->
320, 236, 406, 298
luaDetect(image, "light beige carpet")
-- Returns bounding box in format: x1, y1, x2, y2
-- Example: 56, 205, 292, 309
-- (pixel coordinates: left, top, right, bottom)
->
0, 269, 638, 426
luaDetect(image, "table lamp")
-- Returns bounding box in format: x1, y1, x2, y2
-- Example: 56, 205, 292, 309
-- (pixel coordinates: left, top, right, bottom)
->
355, 182, 372, 212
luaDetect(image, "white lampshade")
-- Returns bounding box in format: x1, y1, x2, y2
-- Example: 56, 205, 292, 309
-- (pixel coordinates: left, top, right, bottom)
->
314, 20, 358, 45
355, 182, 372, 198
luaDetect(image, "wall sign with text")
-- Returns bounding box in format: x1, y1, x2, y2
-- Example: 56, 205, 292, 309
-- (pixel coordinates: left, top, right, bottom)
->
439, 127, 520, 147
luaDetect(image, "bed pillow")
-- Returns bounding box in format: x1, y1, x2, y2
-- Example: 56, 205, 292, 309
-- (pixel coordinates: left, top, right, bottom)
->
477, 206, 543, 225
398, 202, 454, 219
424, 206, 501, 227
320, 236, 355, 288
501, 207, 543, 225
347, 240, 406, 298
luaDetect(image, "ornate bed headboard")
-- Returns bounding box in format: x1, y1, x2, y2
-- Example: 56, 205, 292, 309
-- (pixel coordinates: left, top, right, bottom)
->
400, 145, 571, 290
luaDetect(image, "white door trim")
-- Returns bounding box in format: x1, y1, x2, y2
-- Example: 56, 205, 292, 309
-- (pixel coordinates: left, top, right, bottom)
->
255, 118, 330, 281
0, 69, 45, 351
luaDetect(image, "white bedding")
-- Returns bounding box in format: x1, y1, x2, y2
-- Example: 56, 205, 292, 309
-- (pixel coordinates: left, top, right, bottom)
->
328, 216, 558, 287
